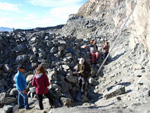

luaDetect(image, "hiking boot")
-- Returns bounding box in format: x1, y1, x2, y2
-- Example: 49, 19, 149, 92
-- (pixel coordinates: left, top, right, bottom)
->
26, 107, 32, 110
18, 105, 24, 109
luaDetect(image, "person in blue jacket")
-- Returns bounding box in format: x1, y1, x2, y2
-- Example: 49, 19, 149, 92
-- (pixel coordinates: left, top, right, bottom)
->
14, 66, 30, 109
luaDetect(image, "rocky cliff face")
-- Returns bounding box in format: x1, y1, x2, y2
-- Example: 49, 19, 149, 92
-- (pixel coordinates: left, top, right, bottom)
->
130, 0, 150, 52
63, 0, 150, 65
0, 0, 150, 113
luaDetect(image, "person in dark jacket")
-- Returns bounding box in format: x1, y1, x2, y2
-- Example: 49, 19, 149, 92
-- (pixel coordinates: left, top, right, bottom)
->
103, 41, 109, 59
75, 58, 91, 93
14, 66, 30, 109
32, 65, 54, 110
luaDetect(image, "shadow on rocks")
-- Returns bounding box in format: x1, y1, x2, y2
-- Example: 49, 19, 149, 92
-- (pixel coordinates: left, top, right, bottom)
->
110, 51, 126, 62
107, 82, 131, 91
88, 102, 115, 109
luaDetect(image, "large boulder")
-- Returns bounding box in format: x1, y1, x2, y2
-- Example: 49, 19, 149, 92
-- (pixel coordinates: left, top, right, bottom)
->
4, 97, 16, 105
88, 77, 99, 86
0, 92, 6, 108
104, 85, 125, 99
66, 75, 77, 83
26, 74, 34, 83
9, 88, 18, 97
60, 97, 72, 106
15, 54, 28, 64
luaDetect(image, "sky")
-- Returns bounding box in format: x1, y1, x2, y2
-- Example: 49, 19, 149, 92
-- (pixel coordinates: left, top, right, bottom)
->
0, 0, 88, 29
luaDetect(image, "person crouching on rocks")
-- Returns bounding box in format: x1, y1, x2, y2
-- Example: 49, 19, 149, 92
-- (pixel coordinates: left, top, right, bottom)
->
32, 65, 55, 110
75, 58, 91, 94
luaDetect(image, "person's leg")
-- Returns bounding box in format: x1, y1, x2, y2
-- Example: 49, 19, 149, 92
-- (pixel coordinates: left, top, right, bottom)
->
103, 52, 106, 60
17, 90, 29, 109
17, 90, 24, 107
91, 52, 95, 64
95, 51, 99, 60
45, 92, 55, 107
78, 76, 82, 91
103, 52, 108, 60
81, 77, 85, 93
37, 94, 43, 110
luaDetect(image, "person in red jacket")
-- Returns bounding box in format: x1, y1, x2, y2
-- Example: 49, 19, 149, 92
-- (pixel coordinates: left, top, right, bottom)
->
90, 40, 99, 64
32, 65, 54, 110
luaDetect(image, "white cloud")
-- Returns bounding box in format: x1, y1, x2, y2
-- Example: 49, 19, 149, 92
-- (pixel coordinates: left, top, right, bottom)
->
0, 2, 20, 12
0, 17, 13, 27
0, 0, 87, 28
49, 6, 80, 18
22, 0, 83, 28
23, 14, 38, 20
26, 0, 83, 7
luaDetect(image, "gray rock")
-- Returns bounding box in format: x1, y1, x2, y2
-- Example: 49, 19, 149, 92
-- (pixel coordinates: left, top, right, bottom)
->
50, 47, 58, 54
3, 64, 13, 72
29, 87, 36, 93
60, 81, 72, 93
104, 85, 125, 99
0, 86, 5, 92
48, 70, 57, 81
9, 88, 18, 96
58, 46, 64, 51
49, 84, 61, 92
26, 74, 34, 83
32, 47, 37, 54
38, 48, 46, 58
66, 75, 77, 83
62, 65, 70, 72
0, 80, 7, 86
4, 97, 16, 105
15, 43, 26, 53
30, 37, 39, 44
0, 92, 6, 107
60, 97, 72, 106
31, 62, 38, 69
58, 40, 66, 45
0, 105, 13, 113
132, 102, 142, 107
15, 54, 28, 64
29, 54, 36, 61
88, 77, 99, 86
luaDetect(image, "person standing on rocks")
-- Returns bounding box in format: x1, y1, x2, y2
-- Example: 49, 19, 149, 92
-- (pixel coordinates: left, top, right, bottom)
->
32, 65, 55, 110
90, 40, 99, 64
75, 58, 91, 94
102, 41, 109, 60
14, 66, 31, 110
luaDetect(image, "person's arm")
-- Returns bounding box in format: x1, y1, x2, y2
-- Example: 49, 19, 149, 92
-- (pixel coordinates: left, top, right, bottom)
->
45, 75, 50, 86
103, 45, 106, 49
22, 90, 27, 94
16, 76, 24, 91
16, 76, 27, 94
32, 76, 36, 87
93, 40, 96, 45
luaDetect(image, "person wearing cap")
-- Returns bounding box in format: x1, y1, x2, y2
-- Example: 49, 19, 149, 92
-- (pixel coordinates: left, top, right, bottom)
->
14, 66, 30, 110
75, 58, 91, 93
32, 65, 55, 110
